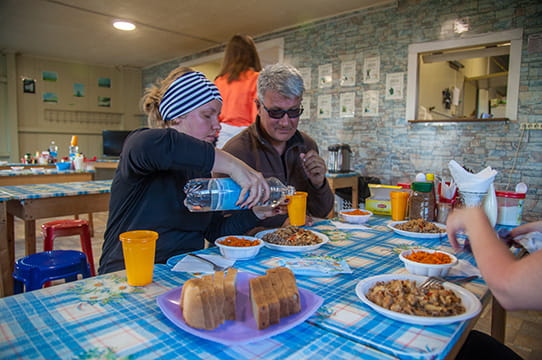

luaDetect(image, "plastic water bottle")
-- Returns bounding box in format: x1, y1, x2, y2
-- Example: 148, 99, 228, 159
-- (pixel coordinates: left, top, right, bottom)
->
184, 177, 295, 212
48, 141, 58, 162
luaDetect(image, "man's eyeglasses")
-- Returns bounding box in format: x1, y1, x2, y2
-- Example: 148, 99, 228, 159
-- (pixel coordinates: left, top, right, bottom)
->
261, 103, 304, 119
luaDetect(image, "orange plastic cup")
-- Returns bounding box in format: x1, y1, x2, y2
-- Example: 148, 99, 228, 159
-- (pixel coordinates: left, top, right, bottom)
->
119, 230, 158, 286
287, 191, 308, 226
390, 191, 410, 221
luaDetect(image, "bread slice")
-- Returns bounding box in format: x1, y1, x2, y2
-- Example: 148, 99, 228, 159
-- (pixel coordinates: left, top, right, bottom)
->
213, 271, 225, 325
266, 270, 291, 317
259, 275, 281, 325
267, 267, 301, 315
249, 277, 270, 330
201, 275, 220, 329
223, 268, 238, 320
180, 278, 216, 330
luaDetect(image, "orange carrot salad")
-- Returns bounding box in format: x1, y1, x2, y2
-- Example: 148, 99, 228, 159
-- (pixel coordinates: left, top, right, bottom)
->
405, 250, 452, 264
343, 209, 370, 216
218, 236, 259, 247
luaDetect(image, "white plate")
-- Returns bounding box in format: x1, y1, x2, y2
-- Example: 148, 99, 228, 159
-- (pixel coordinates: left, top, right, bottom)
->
388, 221, 447, 239
355, 274, 481, 326
254, 228, 329, 252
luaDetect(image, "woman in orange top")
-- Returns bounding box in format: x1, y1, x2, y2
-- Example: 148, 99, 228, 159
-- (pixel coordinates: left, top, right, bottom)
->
215, 34, 262, 148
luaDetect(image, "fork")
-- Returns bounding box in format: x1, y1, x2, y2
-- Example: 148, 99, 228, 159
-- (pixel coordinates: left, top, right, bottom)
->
187, 253, 230, 271
418, 275, 478, 289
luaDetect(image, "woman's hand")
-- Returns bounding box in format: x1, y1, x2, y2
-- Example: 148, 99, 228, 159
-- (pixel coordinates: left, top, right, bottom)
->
252, 200, 289, 220
212, 149, 270, 208
510, 221, 542, 238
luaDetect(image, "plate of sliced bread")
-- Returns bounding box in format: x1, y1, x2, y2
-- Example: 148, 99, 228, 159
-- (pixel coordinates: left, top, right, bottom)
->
156, 267, 323, 345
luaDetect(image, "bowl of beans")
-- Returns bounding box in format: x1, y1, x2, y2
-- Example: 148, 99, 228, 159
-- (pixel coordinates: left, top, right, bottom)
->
215, 235, 264, 260
399, 248, 458, 277
340, 209, 373, 224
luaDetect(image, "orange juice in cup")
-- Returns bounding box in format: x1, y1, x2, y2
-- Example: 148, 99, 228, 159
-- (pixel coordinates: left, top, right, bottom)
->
119, 230, 158, 286
287, 191, 308, 226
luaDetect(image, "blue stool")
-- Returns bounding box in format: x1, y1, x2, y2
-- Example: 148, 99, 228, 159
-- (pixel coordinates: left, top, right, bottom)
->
13, 250, 91, 293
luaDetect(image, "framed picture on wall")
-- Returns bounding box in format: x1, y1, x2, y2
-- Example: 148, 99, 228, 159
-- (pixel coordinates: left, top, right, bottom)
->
22, 78, 36, 93
98, 77, 111, 88
98, 96, 111, 107
42, 71, 58, 82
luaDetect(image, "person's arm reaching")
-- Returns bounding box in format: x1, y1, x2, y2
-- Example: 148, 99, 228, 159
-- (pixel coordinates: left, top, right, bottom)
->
446, 207, 542, 310
212, 148, 270, 209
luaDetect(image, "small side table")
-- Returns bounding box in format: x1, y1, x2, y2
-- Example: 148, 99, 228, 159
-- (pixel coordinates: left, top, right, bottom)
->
326, 172, 359, 217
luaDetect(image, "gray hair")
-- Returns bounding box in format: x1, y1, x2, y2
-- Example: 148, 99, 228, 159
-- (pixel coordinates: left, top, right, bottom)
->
257, 63, 305, 101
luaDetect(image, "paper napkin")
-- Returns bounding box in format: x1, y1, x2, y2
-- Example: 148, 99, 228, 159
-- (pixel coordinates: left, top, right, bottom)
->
448, 259, 482, 278
331, 220, 371, 230
448, 160, 497, 193
171, 254, 235, 274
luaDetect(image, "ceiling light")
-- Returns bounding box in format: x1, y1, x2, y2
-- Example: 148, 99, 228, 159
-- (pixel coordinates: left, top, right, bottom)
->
113, 21, 136, 31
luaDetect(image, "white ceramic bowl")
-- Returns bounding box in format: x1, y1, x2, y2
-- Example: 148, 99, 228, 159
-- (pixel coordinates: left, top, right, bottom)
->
10, 166, 24, 171
215, 235, 264, 260
399, 248, 457, 277
339, 209, 373, 224
30, 167, 44, 174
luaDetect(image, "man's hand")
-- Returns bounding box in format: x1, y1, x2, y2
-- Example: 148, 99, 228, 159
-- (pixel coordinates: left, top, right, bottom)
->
300, 150, 326, 188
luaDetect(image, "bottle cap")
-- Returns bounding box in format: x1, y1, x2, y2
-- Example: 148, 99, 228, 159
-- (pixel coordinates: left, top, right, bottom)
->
70, 135, 78, 146
412, 182, 433, 192
415, 173, 426, 182
426, 173, 435, 181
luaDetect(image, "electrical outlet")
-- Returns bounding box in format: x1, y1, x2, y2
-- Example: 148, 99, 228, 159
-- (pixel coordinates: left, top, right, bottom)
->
520, 123, 542, 130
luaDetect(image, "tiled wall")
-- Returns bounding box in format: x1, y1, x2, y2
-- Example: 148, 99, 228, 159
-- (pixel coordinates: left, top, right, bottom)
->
144, 0, 542, 222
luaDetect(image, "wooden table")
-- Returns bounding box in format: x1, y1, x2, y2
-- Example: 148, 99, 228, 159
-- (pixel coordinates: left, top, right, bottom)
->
94, 160, 119, 169
0, 180, 111, 297
326, 172, 359, 216
0, 169, 94, 186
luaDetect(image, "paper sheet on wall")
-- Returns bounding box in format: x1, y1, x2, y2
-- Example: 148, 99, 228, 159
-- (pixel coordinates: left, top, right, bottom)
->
299, 67, 312, 90
339, 92, 356, 118
340, 60, 356, 86
318, 64, 333, 88
301, 96, 311, 120
363, 56, 380, 84
317, 94, 332, 118
362, 90, 379, 116
385, 72, 404, 100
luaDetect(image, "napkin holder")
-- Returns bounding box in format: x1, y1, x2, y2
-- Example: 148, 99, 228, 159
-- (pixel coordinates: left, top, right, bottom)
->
365, 184, 404, 215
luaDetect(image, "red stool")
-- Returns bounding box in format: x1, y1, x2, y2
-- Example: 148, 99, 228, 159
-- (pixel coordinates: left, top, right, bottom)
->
41, 219, 96, 276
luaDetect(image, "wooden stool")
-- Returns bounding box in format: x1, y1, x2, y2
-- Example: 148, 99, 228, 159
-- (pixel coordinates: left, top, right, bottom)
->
41, 219, 96, 276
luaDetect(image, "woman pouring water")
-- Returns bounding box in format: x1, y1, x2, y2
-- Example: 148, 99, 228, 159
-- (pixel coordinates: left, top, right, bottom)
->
99, 67, 287, 274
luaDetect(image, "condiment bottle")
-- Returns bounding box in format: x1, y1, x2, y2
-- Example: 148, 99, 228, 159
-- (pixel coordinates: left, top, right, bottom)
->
184, 177, 294, 212
408, 182, 436, 221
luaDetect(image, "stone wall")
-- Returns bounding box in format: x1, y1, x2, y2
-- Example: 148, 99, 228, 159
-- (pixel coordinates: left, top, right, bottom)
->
144, 0, 542, 221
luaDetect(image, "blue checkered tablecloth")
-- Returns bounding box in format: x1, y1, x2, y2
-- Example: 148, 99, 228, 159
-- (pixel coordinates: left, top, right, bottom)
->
0, 180, 112, 200
0, 216, 488, 359
0, 265, 393, 360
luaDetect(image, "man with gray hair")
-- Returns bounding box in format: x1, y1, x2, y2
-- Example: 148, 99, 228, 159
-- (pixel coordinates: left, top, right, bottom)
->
223, 63, 334, 227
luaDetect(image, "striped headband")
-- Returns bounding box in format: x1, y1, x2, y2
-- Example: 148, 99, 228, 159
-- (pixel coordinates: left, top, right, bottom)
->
159, 71, 222, 121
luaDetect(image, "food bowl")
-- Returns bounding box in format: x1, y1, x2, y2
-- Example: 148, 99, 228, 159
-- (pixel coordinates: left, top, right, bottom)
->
399, 248, 457, 277
215, 235, 264, 260
55, 162, 71, 171
339, 209, 373, 224
10, 166, 24, 171
30, 167, 44, 174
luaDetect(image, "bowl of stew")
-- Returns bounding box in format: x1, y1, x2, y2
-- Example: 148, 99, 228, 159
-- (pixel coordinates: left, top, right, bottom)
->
399, 248, 458, 276
215, 235, 264, 260
340, 209, 373, 224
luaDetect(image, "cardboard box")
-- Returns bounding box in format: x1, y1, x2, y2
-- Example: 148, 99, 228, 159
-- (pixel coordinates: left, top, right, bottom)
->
365, 184, 407, 215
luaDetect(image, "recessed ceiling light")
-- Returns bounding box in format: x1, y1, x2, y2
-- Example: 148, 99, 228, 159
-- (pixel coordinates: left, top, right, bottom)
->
113, 21, 136, 31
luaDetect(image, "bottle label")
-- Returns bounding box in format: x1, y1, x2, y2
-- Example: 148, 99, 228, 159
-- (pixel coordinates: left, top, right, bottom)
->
210, 178, 246, 210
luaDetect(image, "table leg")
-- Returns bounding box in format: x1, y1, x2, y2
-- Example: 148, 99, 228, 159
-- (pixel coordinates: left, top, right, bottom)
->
0, 202, 8, 297
24, 220, 37, 256
491, 295, 506, 343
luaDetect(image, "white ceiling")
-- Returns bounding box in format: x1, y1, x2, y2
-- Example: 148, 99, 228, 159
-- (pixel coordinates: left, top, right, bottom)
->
0, 0, 391, 69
